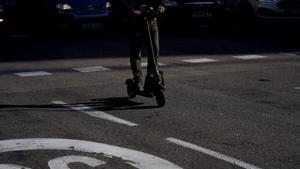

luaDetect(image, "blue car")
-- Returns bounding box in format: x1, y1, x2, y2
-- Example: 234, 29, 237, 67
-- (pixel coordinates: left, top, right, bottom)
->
0, 4, 5, 25
45, 0, 114, 29
0, 1, 8, 38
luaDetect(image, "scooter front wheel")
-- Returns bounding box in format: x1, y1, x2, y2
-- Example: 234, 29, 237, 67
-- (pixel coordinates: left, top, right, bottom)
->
155, 88, 165, 107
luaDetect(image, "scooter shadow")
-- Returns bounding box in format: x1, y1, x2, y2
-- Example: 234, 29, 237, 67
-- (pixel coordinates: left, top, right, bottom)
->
87, 97, 159, 111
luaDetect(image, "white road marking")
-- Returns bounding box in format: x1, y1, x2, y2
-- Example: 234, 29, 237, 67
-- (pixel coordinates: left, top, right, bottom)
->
48, 155, 106, 169
52, 101, 138, 127
0, 138, 183, 169
74, 66, 111, 73
281, 53, 297, 56
128, 62, 166, 67
282, 51, 300, 56
166, 137, 263, 169
141, 62, 166, 67
295, 87, 300, 90
0, 164, 31, 169
182, 58, 218, 63
15, 71, 52, 77
232, 55, 268, 60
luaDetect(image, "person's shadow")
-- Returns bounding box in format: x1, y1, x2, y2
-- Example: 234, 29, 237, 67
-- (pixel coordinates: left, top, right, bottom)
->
84, 97, 159, 111
0, 97, 158, 112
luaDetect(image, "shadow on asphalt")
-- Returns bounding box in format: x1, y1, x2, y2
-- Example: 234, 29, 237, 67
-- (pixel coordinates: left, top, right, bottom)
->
89, 97, 159, 111
0, 104, 62, 110
0, 97, 159, 111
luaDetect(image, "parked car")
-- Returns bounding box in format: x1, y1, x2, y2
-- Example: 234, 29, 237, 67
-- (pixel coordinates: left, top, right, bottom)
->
0, 4, 5, 25
8, 0, 114, 31
223, 0, 300, 24
45, 0, 114, 29
0, 1, 8, 39
162, 0, 225, 23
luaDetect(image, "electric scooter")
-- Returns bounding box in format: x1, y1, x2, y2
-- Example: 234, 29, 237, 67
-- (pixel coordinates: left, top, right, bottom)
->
125, 4, 166, 107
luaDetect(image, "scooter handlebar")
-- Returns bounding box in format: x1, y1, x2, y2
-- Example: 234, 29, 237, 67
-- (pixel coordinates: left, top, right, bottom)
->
139, 5, 160, 19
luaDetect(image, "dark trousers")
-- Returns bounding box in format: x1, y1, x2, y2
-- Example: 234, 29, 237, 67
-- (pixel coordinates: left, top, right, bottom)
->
129, 17, 160, 81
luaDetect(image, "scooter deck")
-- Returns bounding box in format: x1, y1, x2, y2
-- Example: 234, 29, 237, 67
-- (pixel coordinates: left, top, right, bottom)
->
125, 78, 154, 98
136, 91, 154, 98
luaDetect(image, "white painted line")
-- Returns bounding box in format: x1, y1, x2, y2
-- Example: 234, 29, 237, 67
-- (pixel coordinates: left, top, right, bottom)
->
52, 101, 138, 127
0, 138, 183, 169
141, 62, 166, 67
182, 58, 218, 63
15, 71, 52, 77
166, 137, 263, 169
0, 164, 31, 169
232, 55, 268, 60
128, 62, 166, 67
295, 87, 300, 90
74, 66, 111, 73
282, 51, 300, 56
48, 155, 106, 169
281, 53, 298, 56
141, 62, 149, 67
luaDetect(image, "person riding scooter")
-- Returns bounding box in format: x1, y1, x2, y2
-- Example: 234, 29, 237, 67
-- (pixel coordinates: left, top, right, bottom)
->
121, 0, 166, 92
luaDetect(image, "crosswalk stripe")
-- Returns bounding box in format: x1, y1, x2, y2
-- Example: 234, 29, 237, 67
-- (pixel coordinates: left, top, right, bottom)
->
127, 62, 166, 67
74, 66, 111, 73
283, 51, 300, 56
141, 62, 166, 67
13, 54, 296, 77
232, 55, 268, 60
15, 71, 52, 77
182, 58, 218, 63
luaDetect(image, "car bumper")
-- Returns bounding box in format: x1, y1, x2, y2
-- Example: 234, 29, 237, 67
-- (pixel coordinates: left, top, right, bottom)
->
0, 13, 6, 30
256, 2, 300, 21
0, 22, 8, 38
165, 4, 223, 20
0, 8, 5, 24
54, 10, 113, 28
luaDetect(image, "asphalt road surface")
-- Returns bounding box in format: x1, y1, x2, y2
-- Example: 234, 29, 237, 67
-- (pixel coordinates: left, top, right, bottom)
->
0, 24, 299, 169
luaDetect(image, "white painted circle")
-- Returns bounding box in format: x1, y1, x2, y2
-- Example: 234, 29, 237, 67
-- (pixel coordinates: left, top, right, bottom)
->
0, 138, 182, 169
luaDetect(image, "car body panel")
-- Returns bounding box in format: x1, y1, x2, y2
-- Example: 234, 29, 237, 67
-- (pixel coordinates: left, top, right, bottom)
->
46, 0, 113, 28
224, 0, 300, 21
163, 0, 224, 22
0, 1, 8, 38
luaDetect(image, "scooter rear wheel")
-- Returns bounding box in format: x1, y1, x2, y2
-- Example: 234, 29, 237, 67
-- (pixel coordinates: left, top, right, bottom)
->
155, 88, 165, 107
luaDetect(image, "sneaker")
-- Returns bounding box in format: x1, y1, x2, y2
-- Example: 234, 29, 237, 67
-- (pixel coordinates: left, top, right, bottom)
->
134, 78, 144, 92
157, 71, 165, 89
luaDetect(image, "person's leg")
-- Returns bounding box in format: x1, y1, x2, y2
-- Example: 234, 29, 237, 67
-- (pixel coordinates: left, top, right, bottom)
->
143, 18, 164, 92
129, 22, 144, 90
145, 18, 159, 74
